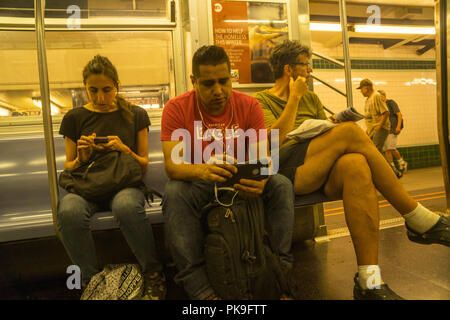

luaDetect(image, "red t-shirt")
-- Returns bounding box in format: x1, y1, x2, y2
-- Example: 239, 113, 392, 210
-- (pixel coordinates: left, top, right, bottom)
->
161, 89, 267, 164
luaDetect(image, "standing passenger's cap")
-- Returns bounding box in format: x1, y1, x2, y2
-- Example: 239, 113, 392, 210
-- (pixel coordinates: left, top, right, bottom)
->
357, 78, 373, 89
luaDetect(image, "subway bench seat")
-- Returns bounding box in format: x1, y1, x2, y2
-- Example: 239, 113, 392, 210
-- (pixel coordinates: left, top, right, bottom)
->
0, 128, 327, 243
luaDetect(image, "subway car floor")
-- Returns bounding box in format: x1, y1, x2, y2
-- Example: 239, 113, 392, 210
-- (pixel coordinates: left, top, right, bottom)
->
0, 167, 449, 300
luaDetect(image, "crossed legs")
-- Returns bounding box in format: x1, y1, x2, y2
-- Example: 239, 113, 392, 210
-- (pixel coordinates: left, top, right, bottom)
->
294, 122, 417, 214
292, 122, 418, 264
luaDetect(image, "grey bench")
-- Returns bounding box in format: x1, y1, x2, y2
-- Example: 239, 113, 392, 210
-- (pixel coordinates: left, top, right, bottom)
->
0, 127, 327, 243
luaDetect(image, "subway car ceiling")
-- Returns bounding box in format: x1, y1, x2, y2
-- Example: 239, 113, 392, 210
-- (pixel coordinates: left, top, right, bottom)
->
0, 0, 438, 119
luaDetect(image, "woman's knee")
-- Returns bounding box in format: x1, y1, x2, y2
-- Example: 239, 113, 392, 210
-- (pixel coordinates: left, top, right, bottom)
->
58, 193, 90, 228
111, 188, 145, 221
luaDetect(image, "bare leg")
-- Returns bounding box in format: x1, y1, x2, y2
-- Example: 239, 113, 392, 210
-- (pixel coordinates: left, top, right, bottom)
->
323, 153, 379, 265
294, 122, 416, 214
392, 149, 403, 160
384, 150, 394, 163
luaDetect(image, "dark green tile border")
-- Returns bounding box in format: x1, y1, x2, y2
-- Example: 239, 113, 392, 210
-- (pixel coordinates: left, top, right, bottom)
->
396, 144, 441, 169
313, 59, 436, 70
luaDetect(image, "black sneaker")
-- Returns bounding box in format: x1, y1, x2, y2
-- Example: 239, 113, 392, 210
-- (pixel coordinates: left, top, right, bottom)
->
143, 272, 167, 300
406, 214, 450, 247
353, 273, 404, 300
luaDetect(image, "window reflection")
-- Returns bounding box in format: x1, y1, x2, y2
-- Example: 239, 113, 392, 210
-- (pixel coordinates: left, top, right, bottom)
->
0, 30, 174, 126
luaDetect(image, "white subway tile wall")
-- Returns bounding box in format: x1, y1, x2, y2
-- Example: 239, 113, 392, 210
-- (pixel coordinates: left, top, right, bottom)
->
310, 41, 438, 147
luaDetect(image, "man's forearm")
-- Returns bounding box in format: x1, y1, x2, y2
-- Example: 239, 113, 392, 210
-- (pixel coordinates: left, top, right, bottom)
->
165, 162, 205, 182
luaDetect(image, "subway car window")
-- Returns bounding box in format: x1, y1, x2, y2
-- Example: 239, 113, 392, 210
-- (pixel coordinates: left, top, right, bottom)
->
0, 0, 169, 19
45, 31, 174, 126
0, 31, 42, 131
0, 0, 175, 128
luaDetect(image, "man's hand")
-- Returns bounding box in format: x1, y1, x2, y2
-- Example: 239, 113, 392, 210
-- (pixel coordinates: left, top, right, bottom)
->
395, 127, 401, 135
329, 114, 341, 123
233, 178, 268, 198
199, 163, 237, 184
289, 76, 308, 98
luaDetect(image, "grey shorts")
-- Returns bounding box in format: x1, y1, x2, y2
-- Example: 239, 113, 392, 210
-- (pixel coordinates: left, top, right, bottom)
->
372, 128, 389, 153
277, 139, 312, 184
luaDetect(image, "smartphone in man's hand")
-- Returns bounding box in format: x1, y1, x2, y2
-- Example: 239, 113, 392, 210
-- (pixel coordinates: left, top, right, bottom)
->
218, 162, 268, 187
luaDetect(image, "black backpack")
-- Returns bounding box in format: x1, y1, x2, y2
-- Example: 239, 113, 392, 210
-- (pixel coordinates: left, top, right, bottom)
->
202, 191, 290, 300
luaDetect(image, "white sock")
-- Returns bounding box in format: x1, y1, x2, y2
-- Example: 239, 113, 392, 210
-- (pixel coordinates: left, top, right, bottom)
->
358, 265, 384, 290
389, 162, 396, 169
403, 203, 440, 234
398, 158, 405, 166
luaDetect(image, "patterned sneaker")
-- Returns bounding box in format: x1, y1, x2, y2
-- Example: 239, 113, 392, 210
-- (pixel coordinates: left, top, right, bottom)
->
353, 273, 404, 300
143, 272, 167, 300
406, 214, 450, 247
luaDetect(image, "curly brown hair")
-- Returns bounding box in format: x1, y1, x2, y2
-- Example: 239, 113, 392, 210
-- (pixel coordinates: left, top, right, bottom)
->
269, 40, 312, 80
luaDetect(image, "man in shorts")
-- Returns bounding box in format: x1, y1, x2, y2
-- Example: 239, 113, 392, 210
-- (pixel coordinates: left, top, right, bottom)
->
378, 90, 407, 178
254, 40, 450, 300
358, 78, 390, 153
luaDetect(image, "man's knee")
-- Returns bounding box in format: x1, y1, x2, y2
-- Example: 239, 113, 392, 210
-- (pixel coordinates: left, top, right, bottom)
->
111, 188, 145, 222
335, 153, 371, 180
163, 180, 191, 201
334, 122, 372, 144
266, 174, 293, 195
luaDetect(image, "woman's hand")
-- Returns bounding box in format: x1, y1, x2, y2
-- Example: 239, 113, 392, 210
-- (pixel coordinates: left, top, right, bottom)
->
77, 134, 95, 163
103, 135, 130, 153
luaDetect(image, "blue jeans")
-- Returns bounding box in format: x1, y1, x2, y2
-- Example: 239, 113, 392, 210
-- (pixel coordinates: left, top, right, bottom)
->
57, 188, 162, 284
162, 174, 294, 299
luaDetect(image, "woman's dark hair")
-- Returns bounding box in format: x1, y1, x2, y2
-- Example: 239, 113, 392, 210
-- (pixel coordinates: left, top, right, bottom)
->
269, 40, 312, 80
192, 45, 230, 78
82, 55, 134, 124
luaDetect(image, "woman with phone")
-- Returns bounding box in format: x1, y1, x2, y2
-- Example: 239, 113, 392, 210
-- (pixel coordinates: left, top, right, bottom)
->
57, 55, 166, 299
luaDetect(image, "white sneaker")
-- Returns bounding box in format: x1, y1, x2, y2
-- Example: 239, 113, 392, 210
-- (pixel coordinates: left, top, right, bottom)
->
400, 161, 408, 173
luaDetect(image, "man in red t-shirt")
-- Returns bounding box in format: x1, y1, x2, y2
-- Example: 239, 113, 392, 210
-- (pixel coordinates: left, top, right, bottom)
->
161, 45, 294, 300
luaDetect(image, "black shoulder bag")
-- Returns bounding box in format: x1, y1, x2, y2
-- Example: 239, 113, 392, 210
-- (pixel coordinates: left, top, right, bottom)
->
58, 150, 144, 202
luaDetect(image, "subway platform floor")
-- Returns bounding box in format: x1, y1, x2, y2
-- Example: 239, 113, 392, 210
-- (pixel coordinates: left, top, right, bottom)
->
0, 167, 448, 300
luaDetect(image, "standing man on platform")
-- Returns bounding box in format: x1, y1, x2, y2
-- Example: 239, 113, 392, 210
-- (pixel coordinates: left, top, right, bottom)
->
378, 89, 407, 178
357, 78, 390, 154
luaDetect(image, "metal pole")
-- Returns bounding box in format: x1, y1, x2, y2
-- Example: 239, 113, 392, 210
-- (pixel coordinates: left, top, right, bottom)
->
435, 0, 450, 213
338, 0, 353, 108
311, 74, 347, 97
34, 0, 60, 238
312, 51, 345, 68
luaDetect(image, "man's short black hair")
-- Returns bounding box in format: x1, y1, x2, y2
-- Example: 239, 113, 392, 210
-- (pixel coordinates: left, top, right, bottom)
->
269, 40, 312, 80
192, 45, 231, 78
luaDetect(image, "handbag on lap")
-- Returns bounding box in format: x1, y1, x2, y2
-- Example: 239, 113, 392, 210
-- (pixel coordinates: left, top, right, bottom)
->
58, 150, 143, 202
